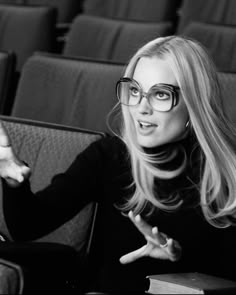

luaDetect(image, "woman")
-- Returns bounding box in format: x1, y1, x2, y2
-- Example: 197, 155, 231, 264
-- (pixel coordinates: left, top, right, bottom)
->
0, 36, 236, 294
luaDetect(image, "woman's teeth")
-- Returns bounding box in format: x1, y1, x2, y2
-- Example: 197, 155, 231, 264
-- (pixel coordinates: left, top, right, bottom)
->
139, 121, 154, 128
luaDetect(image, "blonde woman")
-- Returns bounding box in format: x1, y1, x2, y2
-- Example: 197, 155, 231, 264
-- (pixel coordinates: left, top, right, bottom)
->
0, 36, 235, 294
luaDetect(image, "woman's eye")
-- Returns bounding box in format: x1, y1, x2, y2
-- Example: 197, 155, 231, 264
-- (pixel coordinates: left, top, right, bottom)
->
154, 91, 170, 100
130, 86, 139, 96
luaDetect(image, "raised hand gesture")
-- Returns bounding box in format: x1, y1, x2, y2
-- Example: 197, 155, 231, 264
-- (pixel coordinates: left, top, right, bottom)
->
120, 211, 182, 264
0, 121, 30, 186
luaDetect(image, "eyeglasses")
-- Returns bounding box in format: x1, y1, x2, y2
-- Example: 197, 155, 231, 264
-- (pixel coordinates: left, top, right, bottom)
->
116, 77, 180, 112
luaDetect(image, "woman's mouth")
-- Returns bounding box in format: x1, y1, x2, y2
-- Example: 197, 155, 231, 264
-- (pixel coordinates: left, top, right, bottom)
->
137, 121, 158, 134
138, 121, 157, 129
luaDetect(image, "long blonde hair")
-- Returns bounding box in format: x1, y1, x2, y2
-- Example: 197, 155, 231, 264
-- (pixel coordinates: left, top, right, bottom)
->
118, 36, 236, 228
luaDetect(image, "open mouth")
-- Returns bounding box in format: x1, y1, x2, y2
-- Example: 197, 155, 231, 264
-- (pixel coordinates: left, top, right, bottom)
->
138, 121, 157, 129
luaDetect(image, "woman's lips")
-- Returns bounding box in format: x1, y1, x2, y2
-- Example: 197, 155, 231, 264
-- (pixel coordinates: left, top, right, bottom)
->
137, 120, 158, 134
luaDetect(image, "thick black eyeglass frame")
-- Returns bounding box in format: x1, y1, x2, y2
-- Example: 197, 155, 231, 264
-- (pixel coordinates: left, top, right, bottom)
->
116, 77, 180, 112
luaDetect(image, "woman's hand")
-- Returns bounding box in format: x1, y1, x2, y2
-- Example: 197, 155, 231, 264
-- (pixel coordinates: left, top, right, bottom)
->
0, 121, 30, 186
119, 211, 182, 264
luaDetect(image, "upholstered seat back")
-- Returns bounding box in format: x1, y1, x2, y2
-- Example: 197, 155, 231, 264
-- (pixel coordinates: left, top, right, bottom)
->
0, 4, 56, 70
181, 22, 236, 72
83, 0, 181, 22
0, 115, 105, 256
12, 53, 124, 134
64, 15, 173, 63
218, 72, 236, 125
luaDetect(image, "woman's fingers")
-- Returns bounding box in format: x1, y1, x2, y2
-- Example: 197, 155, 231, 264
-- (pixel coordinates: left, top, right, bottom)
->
128, 211, 154, 237
165, 238, 182, 262
128, 211, 169, 246
120, 242, 174, 264
119, 245, 147, 264
3, 162, 30, 184
20, 164, 31, 178
151, 226, 169, 246
0, 122, 31, 184
127, 211, 182, 262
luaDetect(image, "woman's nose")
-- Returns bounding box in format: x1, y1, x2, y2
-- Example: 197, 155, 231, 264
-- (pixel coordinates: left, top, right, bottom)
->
137, 95, 153, 114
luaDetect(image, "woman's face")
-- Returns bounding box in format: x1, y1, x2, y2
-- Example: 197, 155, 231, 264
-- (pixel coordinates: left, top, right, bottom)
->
129, 56, 189, 148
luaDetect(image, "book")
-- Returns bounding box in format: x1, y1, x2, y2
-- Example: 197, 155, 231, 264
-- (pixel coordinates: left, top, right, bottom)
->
146, 272, 236, 294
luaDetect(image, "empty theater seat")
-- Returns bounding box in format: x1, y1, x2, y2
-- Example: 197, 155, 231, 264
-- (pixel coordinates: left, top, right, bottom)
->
63, 14, 173, 64
26, 0, 82, 24
177, 0, 236, 33
0, 4, 56, 71
218, 72, 236, 125
83, 0, 181, 23
181, 22, 236, 72
11, 53, 124, 134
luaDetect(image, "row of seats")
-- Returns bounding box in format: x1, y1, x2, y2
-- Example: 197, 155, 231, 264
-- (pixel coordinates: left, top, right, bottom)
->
0, 0, 182, 24
0, 1, 174, 116
12, 53, 124, 134
0, 6, 235, 73
0, 0, 235, 72
0, 2, 234, 134
5, 52, 236, 135
0, 0, 83, 24
11, 0, 232, 27
0, 1, 178, 116
0, 3, 235, 118
63, 15, 173, 63
63, 14, 236, 72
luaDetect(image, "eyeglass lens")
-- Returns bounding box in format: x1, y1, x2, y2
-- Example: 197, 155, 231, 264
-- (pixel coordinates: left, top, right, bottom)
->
117, 80, 174, 112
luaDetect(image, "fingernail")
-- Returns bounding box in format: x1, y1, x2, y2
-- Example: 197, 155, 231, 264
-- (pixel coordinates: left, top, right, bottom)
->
18, 176, 23, 182
119, 256, 126, 264
152, 227, 158, 234
128, 211, 133, 218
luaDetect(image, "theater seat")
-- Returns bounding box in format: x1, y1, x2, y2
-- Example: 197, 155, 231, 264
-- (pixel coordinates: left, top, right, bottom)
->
0, 258, 24, 294
177, 0, 236, 33
0, 115, 106, 293
0, 4, 56, 71
218, 72, 236, 125
181, 22, 236, 72
11, 53, 124, 134
83, 0, 181, 23
0, 115, 105, 252
63, 14, 173, 64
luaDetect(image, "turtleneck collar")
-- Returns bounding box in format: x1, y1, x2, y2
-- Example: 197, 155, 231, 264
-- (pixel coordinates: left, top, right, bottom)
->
142, 131, 194, 155
142, 132, 197, 170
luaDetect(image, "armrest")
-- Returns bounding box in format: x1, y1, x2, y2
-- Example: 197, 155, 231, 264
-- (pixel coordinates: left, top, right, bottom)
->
0, 258, 24, 294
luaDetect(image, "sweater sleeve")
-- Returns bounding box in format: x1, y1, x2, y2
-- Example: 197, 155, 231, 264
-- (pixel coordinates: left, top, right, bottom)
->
2, 137, 114, 241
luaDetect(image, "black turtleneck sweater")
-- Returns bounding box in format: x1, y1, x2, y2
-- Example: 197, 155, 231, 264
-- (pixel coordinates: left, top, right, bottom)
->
2, 135, 234, 294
